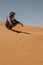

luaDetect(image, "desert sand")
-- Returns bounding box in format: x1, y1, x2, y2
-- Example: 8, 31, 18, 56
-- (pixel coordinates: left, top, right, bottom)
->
0, 22, 43, 65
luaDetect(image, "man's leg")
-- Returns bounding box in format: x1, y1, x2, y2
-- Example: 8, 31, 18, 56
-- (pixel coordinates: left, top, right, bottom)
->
12, 21, 20, 27
5, 21, 12, 29
6, 23, 12, 30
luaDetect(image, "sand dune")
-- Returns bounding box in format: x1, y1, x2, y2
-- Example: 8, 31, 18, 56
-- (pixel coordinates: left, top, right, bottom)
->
0, 22, 43, 65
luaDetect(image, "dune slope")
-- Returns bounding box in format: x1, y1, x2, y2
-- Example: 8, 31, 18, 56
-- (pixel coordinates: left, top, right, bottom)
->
0, 22, 43, 65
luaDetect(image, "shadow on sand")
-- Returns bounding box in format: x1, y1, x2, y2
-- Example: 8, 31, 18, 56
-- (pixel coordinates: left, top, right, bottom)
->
11, 29, 30, 34
5, 24, 30, 34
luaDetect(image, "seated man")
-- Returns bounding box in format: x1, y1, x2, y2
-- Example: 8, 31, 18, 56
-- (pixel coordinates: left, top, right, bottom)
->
5, 12, 23, 29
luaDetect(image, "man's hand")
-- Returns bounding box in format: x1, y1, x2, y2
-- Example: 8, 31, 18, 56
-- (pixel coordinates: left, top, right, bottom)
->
10, 22, 13, 26
20, 23, 23, 27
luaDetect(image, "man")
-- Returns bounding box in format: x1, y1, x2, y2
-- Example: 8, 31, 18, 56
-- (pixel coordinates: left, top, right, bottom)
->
6, 12, 23, 29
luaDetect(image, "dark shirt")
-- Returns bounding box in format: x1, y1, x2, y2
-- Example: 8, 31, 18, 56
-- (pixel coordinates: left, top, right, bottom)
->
6, 16, 20, 26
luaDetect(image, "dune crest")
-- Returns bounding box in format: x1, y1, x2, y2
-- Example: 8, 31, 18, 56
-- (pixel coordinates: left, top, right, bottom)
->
0, 22, 43, 65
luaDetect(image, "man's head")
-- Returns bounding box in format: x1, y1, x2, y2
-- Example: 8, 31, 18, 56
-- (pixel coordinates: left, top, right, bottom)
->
9, 12, 15, 18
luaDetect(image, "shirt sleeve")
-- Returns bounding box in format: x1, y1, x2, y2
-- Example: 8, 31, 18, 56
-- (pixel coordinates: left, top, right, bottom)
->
13, 19, 20, 23
6, 16, 11, 23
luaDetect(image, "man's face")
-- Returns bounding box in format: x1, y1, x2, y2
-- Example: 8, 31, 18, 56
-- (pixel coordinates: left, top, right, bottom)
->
11, 14, 15, 18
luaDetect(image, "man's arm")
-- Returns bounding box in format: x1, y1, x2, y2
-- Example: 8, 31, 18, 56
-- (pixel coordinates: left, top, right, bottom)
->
19, 22, 23, 27
7, 17, 13, 26
14, 19, 23, 27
